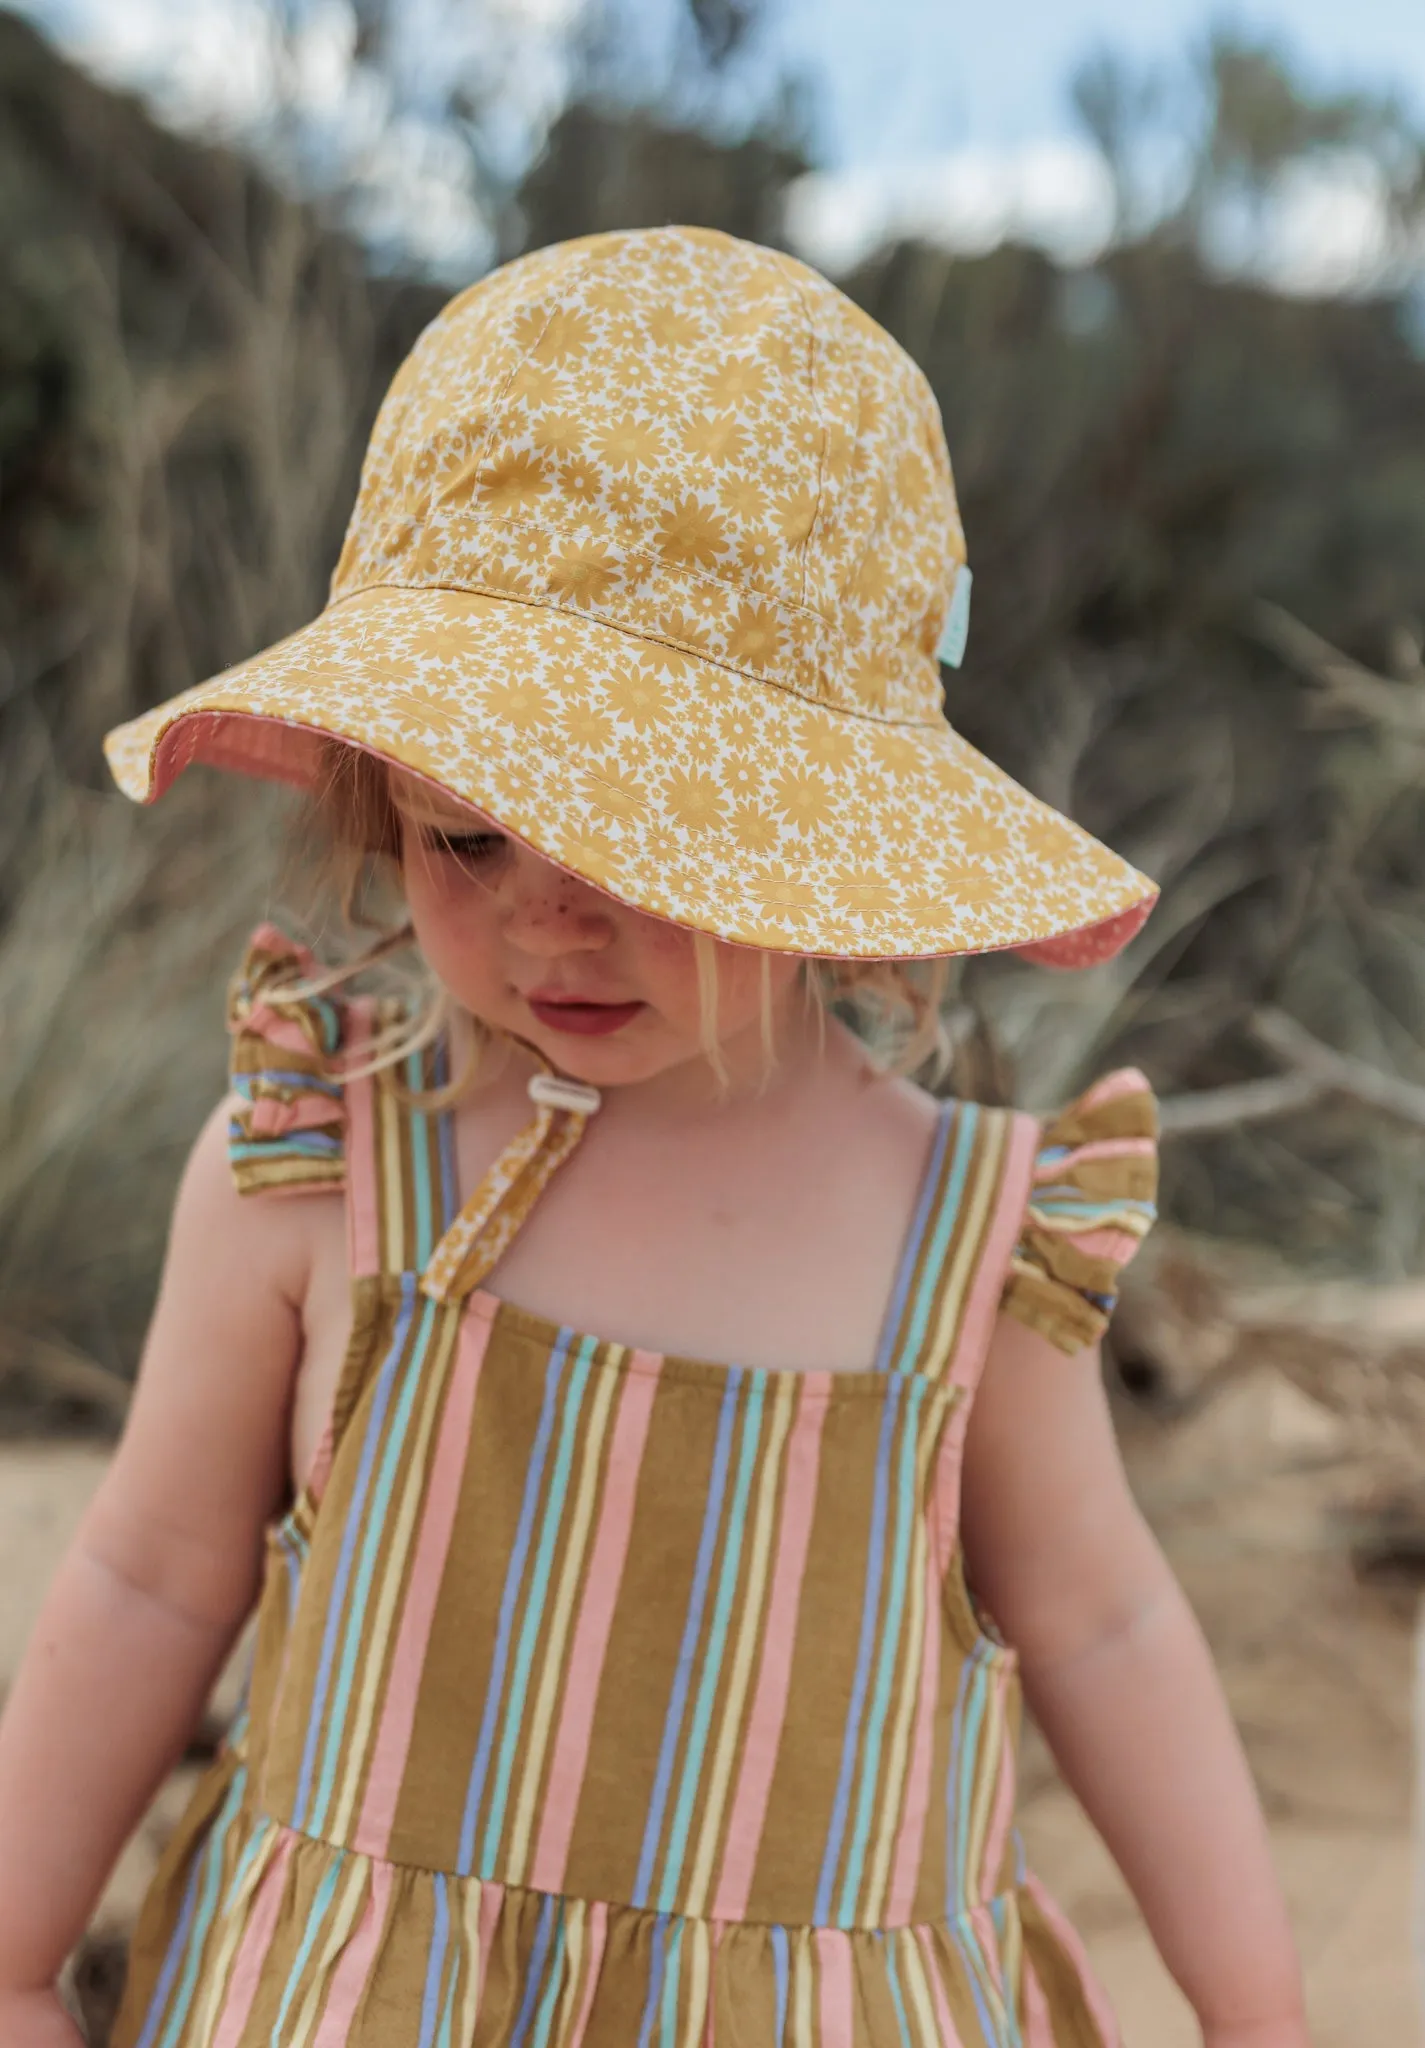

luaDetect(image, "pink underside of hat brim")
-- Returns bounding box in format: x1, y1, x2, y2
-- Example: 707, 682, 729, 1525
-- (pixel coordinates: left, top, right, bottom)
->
145, 707, 1155, 969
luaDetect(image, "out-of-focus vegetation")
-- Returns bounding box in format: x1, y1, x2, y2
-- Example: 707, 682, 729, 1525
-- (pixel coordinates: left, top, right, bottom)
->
2, 2, 1425, 1417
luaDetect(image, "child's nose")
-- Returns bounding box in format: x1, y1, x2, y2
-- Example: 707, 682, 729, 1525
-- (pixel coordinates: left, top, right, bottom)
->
497, 859, 613, 956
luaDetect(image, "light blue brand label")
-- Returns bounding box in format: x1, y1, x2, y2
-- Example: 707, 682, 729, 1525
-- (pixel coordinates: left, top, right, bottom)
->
936, 565, 973, 668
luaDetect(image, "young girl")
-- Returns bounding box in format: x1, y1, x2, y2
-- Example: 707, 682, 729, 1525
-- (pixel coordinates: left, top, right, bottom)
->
0, 227, 1308, 2048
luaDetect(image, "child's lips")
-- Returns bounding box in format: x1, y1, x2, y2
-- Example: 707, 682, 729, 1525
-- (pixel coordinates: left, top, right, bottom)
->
523, 993, 647, 1037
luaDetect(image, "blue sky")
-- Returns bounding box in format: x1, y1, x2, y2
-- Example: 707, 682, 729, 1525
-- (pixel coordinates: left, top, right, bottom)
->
16, 0, 1425, 284
768, 0, 1425, 164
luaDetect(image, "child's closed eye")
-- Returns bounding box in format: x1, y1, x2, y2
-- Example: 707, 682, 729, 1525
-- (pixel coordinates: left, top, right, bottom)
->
423, 828, 508, 874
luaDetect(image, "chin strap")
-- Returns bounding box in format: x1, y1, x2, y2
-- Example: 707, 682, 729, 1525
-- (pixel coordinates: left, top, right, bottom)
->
419, 1065, 602, 1307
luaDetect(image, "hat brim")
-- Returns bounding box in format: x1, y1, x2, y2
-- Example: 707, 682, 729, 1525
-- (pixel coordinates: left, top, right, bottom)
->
104, 585, 1155, 964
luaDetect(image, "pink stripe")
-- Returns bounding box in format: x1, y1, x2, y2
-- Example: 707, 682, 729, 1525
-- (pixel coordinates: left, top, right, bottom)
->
474, 1881, 505, 2014
1036, 1135, 1154, 1174
1023, 1874, 1120, 2044
947, 1112, 1041, 1395
978, 1669, 1018, 1899
355, 1314, 493, 1854
1065, 1227, 1145, 1267
209, 1833, 293, 2048
710, 1373, 830, 1922
343, 1002, 379, 1277
566, 1899, 607, 2047
1072, 1068, 1150, 1112
311, 1862, 391, 2047
970, 1906, 1013, 2034
243, 1008, 320, 1055
527, 1355, 662, 1892
815, 1929, 854, 2048
913, 1926, 968, 2048
885, 1545, 942, 1924
933, 1113, 1040, 1566
1020, 1951, 1057, 2048
703, 1923, 721, 2048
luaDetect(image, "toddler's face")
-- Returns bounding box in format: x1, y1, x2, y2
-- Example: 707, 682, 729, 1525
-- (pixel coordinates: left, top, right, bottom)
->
392, 777, 800, 1088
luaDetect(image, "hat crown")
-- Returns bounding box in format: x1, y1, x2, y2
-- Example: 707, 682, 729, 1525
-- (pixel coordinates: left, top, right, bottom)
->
331, 227, 966, 725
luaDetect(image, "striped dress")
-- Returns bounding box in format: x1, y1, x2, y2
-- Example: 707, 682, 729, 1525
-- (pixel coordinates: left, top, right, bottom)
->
113, 928, 1158, 2048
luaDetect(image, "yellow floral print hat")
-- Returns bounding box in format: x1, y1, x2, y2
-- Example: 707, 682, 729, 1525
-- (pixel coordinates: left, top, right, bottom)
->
104, 225, 1155, 964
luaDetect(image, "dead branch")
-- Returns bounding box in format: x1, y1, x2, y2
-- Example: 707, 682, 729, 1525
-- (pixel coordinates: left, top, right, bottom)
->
1157, 1007, 1425, 1139
1252, 600, 1425, 735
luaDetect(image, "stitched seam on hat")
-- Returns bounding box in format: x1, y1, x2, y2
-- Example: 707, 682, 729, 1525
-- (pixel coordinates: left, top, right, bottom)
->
467, 241, 602, 503
422, 507, 833, 628
322, 580, 948, 733
775, 253, 829, 614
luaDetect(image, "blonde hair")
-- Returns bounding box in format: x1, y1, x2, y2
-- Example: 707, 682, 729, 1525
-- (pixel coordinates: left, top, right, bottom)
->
290, 743, 952, 1093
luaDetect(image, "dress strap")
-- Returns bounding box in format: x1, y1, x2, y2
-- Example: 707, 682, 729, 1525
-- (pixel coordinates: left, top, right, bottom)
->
419, 1069, 600, 1306
873, 1100, 1039, 1386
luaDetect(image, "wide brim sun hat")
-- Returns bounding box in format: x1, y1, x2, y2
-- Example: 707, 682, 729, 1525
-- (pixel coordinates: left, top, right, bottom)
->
104, 225, 1155, 966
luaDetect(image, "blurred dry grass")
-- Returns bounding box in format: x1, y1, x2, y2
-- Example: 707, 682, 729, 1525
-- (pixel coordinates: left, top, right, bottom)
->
0, 12, 439, 1405
4, 11, 1425, 1408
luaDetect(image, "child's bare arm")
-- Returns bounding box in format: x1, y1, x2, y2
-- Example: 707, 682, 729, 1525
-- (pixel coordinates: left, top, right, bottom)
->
960, 1312, 1310, 2046
0, 1103, 313, 1998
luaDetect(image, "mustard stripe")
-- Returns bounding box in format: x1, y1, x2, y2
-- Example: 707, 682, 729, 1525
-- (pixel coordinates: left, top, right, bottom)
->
288, 1855, 368, 2048
328, 1307, 461, 1841
685, 1370, 797, 1918
503, 1355, 621, 1886
861, 1447, 935, 1922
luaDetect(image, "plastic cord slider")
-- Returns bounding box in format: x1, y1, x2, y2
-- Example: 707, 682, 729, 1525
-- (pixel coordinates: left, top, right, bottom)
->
527, 1072, 603, 1117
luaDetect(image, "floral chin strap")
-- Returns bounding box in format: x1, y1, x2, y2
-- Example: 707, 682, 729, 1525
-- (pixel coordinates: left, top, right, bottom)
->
419, 1066, 602, 1307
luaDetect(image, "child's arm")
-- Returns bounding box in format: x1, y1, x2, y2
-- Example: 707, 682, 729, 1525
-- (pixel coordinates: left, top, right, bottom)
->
0, 1103, 315, 2021
960, 1312, 1310, 2048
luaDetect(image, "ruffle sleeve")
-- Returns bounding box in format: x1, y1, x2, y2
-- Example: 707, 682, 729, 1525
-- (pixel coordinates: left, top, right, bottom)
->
226, 923, 347, 1196
1001, 1069, 1158, 1355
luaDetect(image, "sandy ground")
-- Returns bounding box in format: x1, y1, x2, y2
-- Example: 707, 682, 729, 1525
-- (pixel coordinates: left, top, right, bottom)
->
0, 1358, 1417, 2044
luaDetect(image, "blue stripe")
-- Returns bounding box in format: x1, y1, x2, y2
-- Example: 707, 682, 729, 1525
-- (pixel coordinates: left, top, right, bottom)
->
416, 1875, 451, 2048
872, 1106, 954, 1371
636, 1915, 671, 2048
946, 1643, 1002, 2041
1031, 1192, 1154, 1220
309, 1288, 438, 1834
529, 1899, 570, 2048
480, 1337, 597, 1869
229, 1132, 342, 1160
815, 1375, 904, 1925
293, 1276, 417, 1829
884, 1932, 915, 2048
658, 1917, 686, 2048
139, 1768, 249, 2048
770, 1925, 789, 2047
458, 1334, 572, 1874
269, 1855, 343, 2045
656, 1371, 766, 1911
889, 1106, 978, 1375
156, 1799, 267, 2048
837, 1376, 928, 1922
508, 1892, 558, 2048
233, 1069, 344, 1099
633, 1369, 745, 1909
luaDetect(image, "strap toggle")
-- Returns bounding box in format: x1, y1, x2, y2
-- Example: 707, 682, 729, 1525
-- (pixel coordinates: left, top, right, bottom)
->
527, 1073, 603, 1116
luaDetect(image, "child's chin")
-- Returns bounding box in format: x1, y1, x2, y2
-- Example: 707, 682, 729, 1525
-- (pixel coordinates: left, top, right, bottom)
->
525, 1024, 695, 1087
